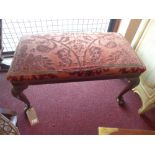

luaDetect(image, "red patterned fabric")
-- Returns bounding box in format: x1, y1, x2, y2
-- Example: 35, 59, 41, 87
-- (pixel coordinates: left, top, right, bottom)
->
7, 33, 146, 82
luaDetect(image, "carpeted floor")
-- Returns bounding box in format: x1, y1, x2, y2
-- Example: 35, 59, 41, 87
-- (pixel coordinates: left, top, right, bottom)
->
0, 72, 155, 135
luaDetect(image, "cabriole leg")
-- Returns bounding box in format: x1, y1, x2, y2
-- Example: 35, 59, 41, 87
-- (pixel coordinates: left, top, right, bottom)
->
11, 84, 39, 126
117, 77, 140, 105
11, 84, 31, 110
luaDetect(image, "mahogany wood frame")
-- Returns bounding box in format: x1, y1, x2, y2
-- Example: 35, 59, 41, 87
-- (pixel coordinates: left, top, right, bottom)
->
10, 73, 140, 112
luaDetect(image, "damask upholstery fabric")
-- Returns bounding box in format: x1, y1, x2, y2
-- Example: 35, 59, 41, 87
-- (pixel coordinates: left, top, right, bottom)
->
7, 33, 146, 82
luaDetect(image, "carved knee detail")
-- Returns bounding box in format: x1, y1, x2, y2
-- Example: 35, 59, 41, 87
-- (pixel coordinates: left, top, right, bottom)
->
130, 77, 140, 87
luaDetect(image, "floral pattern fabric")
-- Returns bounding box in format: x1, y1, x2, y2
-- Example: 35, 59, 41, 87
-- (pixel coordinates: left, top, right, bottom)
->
7, 32, 146, 82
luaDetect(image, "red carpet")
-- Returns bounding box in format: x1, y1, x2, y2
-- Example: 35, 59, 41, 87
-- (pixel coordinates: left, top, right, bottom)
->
0, 72, 155, 134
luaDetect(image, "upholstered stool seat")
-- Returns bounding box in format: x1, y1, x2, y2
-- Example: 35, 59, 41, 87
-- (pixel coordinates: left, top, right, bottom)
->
6, 32, 146, 125
7, 33, 145, 82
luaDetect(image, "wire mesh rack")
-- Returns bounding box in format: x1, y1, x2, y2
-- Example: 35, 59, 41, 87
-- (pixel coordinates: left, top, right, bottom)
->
2, 19, 110, 52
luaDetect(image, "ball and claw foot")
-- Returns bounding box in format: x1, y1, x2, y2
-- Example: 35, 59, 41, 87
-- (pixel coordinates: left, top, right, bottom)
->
116, 96, 126, 105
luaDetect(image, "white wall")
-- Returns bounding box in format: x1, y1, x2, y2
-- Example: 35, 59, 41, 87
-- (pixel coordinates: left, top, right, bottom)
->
117, 19, 130, 36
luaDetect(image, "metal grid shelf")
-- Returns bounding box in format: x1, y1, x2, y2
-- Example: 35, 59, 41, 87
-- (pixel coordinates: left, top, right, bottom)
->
2, 19, 110, 52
